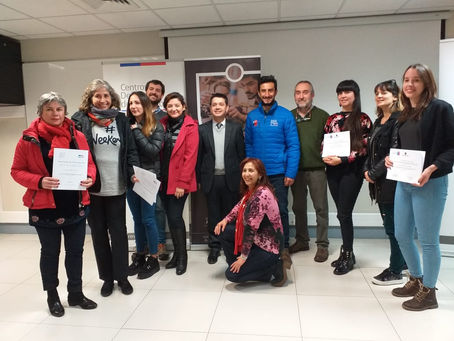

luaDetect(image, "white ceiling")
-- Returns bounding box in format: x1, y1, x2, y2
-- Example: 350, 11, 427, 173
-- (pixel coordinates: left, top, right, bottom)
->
0, 0, 452, 40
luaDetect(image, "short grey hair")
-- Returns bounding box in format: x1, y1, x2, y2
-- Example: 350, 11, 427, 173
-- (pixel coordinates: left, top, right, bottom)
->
37, 92, 67, 116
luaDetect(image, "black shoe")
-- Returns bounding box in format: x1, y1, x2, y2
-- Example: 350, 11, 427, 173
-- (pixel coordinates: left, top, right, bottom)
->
138, 256, 160, 280
165, 252, 178, 269
118, 279, 133, 295
176, 253, 187, 275
331, 245, 344, 267
372, 268, 405, 286
270, 259, 287, 287
47, 296, 65, 317
128, 253, 146, 276
333, 250, 355, 275
207, 249, 220, 264
100, 281, 114, 297
68, 292, 97, 310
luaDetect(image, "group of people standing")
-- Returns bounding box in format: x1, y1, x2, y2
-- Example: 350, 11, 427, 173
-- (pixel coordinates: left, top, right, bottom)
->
10, 63, 454, 318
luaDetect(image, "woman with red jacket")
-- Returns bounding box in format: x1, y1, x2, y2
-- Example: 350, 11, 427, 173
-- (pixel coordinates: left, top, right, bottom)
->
11, 92, 97, 317
160, 92, 199, 275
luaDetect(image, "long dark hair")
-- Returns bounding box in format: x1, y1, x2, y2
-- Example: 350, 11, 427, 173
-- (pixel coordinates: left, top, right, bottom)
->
374, 79, 401, 118
126, 91, 157, 137
399, 63, 437, 122
336, 80, 363, 151
239, 157, 274, 196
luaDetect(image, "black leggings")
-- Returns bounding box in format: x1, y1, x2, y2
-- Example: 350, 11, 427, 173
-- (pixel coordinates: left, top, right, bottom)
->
327, 164, 363, 251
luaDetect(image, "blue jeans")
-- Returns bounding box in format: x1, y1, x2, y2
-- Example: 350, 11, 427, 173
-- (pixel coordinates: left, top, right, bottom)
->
269, 174, 289, 248
127, 189, 158, 255
394, 176, 448, 288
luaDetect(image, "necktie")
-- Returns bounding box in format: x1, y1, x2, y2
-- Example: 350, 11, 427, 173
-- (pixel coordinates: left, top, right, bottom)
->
216, 122, 223, 129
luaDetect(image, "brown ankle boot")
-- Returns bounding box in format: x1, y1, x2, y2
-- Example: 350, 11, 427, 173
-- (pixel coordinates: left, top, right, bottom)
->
391, 276, 422, 297
281, 248, 293, 270
402, 283, 438, 311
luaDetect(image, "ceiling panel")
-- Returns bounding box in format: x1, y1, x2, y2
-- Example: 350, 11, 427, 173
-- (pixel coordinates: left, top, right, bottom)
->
402, 0, 454, 10
0, 19, 63, 35
97, 10, 167, 29
0, 5, 28, 20
0, 0, 86, 17
73, 29, 122, 36
280, 0, 343, 19
155, 5, 221, 26
141, 0, 211, 9
41, 15, 114, 32
340, 0, 406, 15
218, 2, 277, 22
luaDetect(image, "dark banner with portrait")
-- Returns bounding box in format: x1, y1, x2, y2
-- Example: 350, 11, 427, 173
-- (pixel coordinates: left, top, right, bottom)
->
184, 56, 261, 245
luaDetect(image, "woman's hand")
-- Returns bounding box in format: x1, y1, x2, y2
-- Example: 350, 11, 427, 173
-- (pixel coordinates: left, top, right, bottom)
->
384, 156, 393, 168
364, 171, 374, 184
323, 156, 341, 166
413, 164, 438, 187
175, 187, 185, 198
41, 177, 60, 189
131, 175, 139, 183
80, 177, 93, 188
230, 256, 246, 273
214, 219, 227, 235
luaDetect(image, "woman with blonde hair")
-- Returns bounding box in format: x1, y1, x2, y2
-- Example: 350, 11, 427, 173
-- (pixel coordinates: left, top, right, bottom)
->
72, 79, 139, 297
126, 91, 164, 279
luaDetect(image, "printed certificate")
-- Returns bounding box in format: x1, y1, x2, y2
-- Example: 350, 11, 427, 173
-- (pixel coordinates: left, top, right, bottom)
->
52, 148, 88, 190
322, 131, 350, 157
386, 148, 426, 184
133, 166, 161, 205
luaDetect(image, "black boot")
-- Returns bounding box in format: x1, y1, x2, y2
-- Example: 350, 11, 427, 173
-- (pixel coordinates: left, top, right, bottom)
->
334, 249, 355, 275
165, 232, 178, 269
128, 252, 146, 276
68, 292, 97, 309
138, 256, 160, 279
331, 245, 344, 267
175, 228, 187, 275
47, 288, 64, 317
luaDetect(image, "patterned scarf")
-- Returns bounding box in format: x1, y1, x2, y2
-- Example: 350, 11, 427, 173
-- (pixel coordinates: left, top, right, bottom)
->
37, 118, 73, 158
88, 106, 119, 126
234, 191, 252, 255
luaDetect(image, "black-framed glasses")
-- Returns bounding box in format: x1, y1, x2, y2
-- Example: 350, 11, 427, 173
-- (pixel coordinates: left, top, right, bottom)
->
295, 111, 312, 123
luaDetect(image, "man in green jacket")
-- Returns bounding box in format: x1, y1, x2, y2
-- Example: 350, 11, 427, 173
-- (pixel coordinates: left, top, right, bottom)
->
290, 81, 330, 262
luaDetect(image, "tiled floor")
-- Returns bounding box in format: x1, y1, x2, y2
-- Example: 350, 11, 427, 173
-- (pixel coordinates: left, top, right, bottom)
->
0, 233, 454, 341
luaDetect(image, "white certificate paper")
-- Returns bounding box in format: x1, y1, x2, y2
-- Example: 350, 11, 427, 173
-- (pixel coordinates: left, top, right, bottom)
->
52, 148, 88, 190
133, 166, 161, 206
386, 148, 426, 184
322, 131, 350, 157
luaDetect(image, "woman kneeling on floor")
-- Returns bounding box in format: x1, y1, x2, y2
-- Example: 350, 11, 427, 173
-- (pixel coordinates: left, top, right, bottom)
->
215, 157, 286, 286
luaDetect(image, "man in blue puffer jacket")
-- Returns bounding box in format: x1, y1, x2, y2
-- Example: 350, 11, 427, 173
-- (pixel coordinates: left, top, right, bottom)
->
245, 75, 300, 269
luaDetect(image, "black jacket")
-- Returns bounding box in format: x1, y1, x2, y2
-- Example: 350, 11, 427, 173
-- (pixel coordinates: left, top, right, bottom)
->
415, 99, 454, 178
71, 111, 139, 193
364, 112, 400, 203
197, 119, 245, 194
131, 120, 164, 178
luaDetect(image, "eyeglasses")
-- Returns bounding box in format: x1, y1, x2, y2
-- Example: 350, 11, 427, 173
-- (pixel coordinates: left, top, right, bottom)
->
295, 111, 312, 123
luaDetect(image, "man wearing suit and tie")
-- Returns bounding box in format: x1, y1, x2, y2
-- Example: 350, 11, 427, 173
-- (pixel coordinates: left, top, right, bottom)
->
197, 93, 245, 264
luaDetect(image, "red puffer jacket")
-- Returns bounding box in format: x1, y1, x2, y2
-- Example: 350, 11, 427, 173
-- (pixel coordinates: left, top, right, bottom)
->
11, 117, 96, 209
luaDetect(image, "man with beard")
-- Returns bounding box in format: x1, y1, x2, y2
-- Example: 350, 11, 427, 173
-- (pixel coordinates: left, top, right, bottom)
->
244, 75, 300, 270
146, 79, 166, 121
197, 93, 244, 264
145, 79, 169, 261
289, 81, 330, 262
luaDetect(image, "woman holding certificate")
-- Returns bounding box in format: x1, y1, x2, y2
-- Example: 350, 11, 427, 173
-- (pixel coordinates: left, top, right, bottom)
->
11, 92, 97, 317
160, 92, 198, 275
386, 64, 454, 311
126, 91, 164, 280
72, 79, 139, 297
323, 80, 372, 275
364, 80, 406, 286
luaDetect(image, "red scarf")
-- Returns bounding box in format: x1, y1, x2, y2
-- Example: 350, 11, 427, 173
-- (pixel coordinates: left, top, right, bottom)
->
37, 118, 73, 158
234, 191, 252, 255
